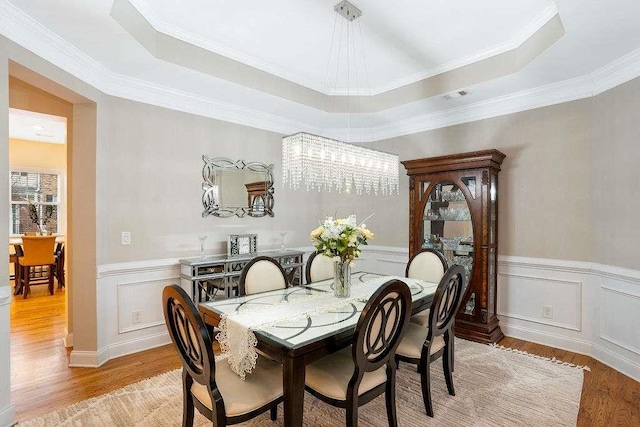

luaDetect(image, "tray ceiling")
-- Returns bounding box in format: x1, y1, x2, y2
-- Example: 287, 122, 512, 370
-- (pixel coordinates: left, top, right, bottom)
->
3, 0, 640, 140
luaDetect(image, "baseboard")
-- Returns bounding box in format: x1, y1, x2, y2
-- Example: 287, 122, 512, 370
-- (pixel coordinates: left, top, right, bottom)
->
592, 343, 640, 383
0, 404, 16, 427
63, 328, 73, 348
0, 286, 10, 307
107, 331, 172, 360
499, 320, 593, 355
68, 347, 109, 368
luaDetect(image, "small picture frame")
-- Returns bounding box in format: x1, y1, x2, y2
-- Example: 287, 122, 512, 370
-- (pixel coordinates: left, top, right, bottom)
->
227, 234, 258, 256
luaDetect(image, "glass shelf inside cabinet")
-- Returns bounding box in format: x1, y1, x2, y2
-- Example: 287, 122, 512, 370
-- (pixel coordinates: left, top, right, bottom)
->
422, 180, 474, 282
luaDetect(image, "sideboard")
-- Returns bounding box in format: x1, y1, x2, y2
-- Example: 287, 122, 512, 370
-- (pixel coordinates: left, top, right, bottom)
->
179, 249, 304, 301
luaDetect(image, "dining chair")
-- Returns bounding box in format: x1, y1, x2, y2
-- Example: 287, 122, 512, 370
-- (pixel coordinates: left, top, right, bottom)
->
405, 249, 448, 327
304, 279, 412, 427
395, 265, 466, 417
162, 284, 284, 427
305, 251, 335, 284
53, 243, 65, 289
238, 256, 288, 296
16, 236, 57, 298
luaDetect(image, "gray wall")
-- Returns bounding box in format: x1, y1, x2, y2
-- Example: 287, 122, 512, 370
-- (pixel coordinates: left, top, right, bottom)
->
103, 97, 323, 263
372, 77, 640, 271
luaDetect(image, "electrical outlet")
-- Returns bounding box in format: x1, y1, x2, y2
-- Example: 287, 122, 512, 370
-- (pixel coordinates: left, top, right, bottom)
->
121, 231, 132, 246
542, 305, 553, 319
132, 310, 142, 324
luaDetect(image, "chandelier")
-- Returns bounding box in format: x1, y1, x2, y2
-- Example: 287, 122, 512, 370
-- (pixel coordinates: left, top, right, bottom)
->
282, 1, 399, 195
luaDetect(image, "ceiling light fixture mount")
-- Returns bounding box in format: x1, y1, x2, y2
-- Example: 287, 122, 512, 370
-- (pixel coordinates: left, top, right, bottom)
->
282, 1, 399, 196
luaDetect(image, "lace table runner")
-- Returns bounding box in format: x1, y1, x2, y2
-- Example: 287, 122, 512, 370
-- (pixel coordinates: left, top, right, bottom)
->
217, 276, 425, 379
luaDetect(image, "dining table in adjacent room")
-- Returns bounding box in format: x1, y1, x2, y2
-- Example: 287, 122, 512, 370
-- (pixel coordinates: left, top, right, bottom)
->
198, 271, 438, 427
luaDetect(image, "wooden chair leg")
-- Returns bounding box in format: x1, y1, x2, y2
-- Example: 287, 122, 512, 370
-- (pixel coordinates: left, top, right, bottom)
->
346, 397, 358, 427
181, 370, 195, 427
23, 267, 30, 299
419, 357, 434, 417
443, 343, 455, 396
270, 404, 277, 421
48, 265, 55, 295
385, 366, 399, 427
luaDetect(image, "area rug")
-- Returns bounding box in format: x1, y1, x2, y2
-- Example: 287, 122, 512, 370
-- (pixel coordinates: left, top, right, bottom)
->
20, 339, 585, 426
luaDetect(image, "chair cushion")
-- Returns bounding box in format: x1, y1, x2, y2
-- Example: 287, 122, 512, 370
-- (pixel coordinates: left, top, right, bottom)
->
244, 261, 286, 295
191, 356, 283, 417
305, 347, 387, 401
410, 309, 430, 327
407, 252, 445, 283
395, 323, 446, 359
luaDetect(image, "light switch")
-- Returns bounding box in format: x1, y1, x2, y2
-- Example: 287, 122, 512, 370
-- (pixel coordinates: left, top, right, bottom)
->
121, 231, 132, 246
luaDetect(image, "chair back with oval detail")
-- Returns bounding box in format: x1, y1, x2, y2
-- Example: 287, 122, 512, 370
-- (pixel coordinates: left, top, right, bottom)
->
426, 265, 466, 341
239, 256, 288, 296
305, 251, 335, 283
353, 279, 412, 374
163, 285, 215, 390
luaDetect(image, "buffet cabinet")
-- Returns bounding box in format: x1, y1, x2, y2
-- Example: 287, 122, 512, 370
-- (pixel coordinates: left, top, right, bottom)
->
402, 150, 506, 343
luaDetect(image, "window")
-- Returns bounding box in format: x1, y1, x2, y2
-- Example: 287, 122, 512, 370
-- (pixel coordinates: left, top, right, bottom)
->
10, 171, 61, 234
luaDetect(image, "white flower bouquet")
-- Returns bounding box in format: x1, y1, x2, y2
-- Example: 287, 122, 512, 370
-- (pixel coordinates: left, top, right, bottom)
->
310, 215, 374, 264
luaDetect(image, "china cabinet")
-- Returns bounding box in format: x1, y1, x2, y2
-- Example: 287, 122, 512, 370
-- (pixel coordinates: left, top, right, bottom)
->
402, 150, 505, 343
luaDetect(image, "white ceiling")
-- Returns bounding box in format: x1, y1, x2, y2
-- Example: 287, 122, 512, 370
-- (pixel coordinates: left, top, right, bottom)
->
8, 108, 67, 144
3, 0, 640, 141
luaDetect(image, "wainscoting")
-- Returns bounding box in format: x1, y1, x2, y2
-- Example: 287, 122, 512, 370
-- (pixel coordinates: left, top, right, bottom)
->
91, 246, 640, 382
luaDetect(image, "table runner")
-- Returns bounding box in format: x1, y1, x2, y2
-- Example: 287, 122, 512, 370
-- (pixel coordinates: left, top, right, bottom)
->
217, 276, 425, 379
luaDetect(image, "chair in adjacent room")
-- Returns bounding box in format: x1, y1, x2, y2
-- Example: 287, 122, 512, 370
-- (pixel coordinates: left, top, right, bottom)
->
395, 265, 466, 417
405, 248, 448, 327
305, 251, 335, 284
238, 256, 288, 296
162, 285, 284, 427
304, 279, 412, 427
15, 235, 57, 299
53, 242, 65, 289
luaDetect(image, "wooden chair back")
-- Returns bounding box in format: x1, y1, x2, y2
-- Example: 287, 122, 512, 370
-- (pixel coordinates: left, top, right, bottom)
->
405, 248, 448, 283
239, 256, 288, 296
305, 251, 335, 283
353, 279, 412, 373
163, 285, 217, 390
20, 236, 56, 266
427, 265, 466, 340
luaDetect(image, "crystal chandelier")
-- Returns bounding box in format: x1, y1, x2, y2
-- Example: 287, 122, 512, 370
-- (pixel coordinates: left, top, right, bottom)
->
282, 1, 399, 195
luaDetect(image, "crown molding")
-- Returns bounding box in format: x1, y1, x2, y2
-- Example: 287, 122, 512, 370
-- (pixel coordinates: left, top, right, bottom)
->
2, 1, 640, 143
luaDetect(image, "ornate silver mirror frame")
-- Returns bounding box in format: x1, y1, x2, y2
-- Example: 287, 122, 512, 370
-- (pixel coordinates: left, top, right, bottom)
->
202, 156, 275, 218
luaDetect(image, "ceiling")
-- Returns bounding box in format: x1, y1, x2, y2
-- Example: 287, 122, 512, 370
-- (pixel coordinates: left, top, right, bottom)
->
3, 0, 640, 141
9, 108, 67, 144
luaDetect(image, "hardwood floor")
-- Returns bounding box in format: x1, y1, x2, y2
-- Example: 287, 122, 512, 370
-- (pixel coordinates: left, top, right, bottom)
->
10, 287, 640, 425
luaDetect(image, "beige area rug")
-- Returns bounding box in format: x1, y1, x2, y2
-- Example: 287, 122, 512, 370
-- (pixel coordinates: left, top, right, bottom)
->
21, 339, 585, 426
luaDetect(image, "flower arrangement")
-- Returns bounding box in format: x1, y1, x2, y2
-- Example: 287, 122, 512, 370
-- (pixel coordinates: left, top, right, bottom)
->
310, 215, 374, 264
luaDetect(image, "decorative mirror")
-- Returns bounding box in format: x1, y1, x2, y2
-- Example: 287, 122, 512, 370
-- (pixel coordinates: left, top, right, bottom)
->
202, 156, 274, 218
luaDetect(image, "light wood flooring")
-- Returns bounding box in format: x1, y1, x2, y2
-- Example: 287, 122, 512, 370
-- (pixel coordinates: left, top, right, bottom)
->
9, 286, 640, 425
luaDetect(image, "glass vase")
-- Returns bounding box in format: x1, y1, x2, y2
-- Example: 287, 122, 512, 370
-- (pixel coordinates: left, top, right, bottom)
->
333, 259, 351, 298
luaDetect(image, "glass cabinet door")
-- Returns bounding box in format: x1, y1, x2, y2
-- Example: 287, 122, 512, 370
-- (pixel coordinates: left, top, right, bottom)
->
421, 180, 475, 281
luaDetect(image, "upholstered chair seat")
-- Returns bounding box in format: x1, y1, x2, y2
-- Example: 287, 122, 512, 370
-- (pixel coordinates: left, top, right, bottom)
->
191, 356, 283, 417
304, 279, 412, 427
396, 323, 445, 359
409, 309, 430, 327
163, 285, 283, 426
305, 347, 387, 401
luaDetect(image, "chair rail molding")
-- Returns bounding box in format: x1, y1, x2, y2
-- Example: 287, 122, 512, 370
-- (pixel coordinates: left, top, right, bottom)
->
92, 248, 640, 381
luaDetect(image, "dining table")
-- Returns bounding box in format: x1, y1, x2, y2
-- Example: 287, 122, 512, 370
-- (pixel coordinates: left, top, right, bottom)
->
198, 271, 438, 427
